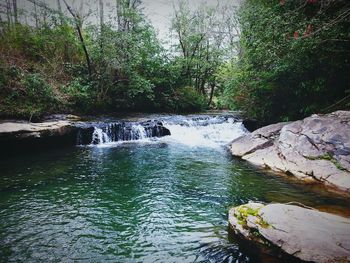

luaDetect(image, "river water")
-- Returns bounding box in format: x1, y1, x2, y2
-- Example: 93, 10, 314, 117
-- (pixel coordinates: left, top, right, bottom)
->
0, 115, 349, 262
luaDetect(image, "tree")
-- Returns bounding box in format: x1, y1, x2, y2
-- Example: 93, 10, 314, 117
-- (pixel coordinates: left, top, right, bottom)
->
171, 0, 241, 107
225, 0, 350, 122
12, 0, 17, 24
62, 0, 92, 78
6, 0, 12, 26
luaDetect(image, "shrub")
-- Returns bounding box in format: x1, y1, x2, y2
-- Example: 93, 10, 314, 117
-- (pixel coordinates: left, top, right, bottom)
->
0, 68, 59, 119
225, 0, 350, 123
62, 78, 95, 112
172, 86, 207, 112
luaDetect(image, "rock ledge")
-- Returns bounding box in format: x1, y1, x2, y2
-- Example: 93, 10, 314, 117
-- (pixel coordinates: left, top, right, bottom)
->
230, 111, 350, 192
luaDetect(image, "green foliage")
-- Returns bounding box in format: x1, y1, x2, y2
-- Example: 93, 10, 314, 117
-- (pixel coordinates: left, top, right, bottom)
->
171, 1, 240, 106
1, 0, 252, 118
2, 0, 348, 120
0, 66, 58, 119
172, 86, 207, 112
224, 0, 350, 122
0, 4, 208, 117
235, 204, 270, 229
0, 23, 83, 64
62, 78, 95, 112
0, 22, 86, 119
83, 2, 205, 113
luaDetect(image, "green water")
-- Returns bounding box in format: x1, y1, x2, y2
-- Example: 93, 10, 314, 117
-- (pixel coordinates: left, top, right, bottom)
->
0, 143, 349, 262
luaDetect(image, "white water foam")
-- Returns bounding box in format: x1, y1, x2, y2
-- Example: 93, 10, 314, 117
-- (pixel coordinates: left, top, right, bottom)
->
90, 124, 152, 147
161, 117, 247, 148
131, 125, 148, 140
91, 127, 111, 144
89, 116, 248, 148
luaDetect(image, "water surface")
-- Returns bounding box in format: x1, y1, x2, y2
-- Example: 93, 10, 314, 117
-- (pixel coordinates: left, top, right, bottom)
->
0, 116, 349, 262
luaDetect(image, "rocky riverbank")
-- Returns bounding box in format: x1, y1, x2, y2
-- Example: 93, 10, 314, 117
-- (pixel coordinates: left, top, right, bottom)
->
228, 202, 350, 263
230, 111, 350, 193
0, 114, 171, 155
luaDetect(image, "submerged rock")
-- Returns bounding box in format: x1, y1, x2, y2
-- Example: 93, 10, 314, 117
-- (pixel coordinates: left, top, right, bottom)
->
230, 111, 350, 192
229, 202, 350, 263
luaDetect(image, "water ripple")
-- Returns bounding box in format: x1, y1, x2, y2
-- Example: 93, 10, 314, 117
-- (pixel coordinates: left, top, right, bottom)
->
1, 142, 349, 262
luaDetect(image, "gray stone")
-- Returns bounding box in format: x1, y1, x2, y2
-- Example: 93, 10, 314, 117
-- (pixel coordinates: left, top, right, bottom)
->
229, 202, 350, 263
230, 111, 350, 192
0, 121, 75, 137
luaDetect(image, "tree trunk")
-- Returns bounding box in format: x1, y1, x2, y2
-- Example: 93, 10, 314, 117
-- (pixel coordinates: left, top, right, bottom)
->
62, 0, 92, 78
208, 82, 215, 107
0, 15, 4, 35
57, 0, 62, 12
33, 0, 39, 28
56, 0, 64, 24
6, 0, 12, 26
76, 21, 92, 78
98, 0, 105, 101
99, 0, 104, 30
12, 0, 17, 24
99, 0, 104, 48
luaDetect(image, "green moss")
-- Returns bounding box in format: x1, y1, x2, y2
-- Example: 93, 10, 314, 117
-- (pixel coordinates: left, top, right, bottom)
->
234, 205, 271, 229
233, 204, 274, 249
258, 218, 270, 229
306, 153, 332, 161
306, 154, 347, 171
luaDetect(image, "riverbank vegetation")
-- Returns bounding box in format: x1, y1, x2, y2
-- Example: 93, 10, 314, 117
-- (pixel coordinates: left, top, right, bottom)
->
223, 0, 350, 122
0, 0, 237, 119
0, 0, 349, 122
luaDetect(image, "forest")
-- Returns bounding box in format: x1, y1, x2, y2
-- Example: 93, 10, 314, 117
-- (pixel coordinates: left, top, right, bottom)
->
0, 0, 349, 123
1, 1, 350, 262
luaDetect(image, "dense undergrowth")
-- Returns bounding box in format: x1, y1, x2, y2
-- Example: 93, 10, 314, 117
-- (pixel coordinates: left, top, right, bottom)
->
221, 0, 350, 123
0, 0, 211, 120
0, 21, 207, 120
0, 0, 349, 122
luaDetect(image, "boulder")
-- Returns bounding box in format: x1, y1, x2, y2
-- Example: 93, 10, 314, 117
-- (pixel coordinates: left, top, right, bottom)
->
0, 120, 76, 138
0, 117, 172, 154
229, 202, 350, 263
230, 111, 350, 192
0, 120, 79, 155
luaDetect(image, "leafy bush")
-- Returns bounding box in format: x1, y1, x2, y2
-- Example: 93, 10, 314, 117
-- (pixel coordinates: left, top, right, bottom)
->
172, 86, 207, 112
62, 78, 95, 112
0, 68, 59, 119
225, 0, 350, 123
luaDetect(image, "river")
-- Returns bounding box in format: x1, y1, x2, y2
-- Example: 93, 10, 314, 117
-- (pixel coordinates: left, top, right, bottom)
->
0, 114, 349, 262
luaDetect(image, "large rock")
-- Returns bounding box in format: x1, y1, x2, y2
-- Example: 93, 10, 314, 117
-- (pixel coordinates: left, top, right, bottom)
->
0, 120, 76, 138
0, 120, 79, 155
0, 115, 172, 154
230, 111, 350, 192
229, 202, 350, 263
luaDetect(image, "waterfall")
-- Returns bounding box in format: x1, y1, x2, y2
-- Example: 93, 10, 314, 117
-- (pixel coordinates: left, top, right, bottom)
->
80, 121, 170, 145
78, 115, 247, 147
160, 116, 247, 147
91, 127, 111, 144
131, 125, 147, 140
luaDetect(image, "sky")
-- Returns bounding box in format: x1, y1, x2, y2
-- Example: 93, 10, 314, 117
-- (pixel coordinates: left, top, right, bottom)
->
142, 0, 241, 41
6, 0, 241, 42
